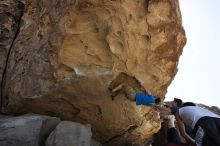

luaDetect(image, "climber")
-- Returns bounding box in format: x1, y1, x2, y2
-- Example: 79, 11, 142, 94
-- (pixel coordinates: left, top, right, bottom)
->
109, 83, 161, 106
154, 99, 194, 144
175, 102, 220, 146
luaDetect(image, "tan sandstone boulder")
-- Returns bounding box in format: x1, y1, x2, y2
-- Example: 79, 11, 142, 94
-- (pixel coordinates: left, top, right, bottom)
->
1, 0, 186, 145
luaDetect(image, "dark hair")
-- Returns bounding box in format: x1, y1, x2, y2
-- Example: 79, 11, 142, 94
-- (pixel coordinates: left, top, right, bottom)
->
174, 98, 183, 107
181, 102, 196, 107
155, 98, 161, 104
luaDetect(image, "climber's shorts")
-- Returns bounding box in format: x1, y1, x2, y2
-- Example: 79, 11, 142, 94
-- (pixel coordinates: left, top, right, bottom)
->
124, 85, 136, 101
193, 116, 220, 146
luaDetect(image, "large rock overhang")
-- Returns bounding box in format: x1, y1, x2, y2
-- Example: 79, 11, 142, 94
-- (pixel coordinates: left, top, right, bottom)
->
0, 0, 186, 145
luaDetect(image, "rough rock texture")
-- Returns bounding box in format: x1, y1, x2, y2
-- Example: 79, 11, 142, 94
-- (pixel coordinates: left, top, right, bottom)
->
151, 122, 168, 146
1, 0, 186, 145
0, 0, 24, 107
91, 139, 102, 146
46, 121, 92, 146
198, 104, 220, 116
0, 114, 60, 146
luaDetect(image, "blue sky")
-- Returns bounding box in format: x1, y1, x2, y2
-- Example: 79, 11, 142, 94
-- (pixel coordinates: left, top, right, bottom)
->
166, 0, 220, 107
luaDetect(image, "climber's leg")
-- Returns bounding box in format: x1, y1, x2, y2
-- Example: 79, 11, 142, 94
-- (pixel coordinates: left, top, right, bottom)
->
111, 83, 125, 92
110, 84, 136, 101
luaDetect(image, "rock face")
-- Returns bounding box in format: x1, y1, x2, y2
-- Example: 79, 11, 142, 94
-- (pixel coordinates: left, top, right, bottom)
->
0, 0, 186, 145
0, 0, 24, 106
0, 114, 100, 146
0, 114, 60, 146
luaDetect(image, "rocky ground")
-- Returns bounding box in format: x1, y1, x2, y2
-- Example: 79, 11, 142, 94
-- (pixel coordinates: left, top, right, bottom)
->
1, 104, 219, 146
0, 113, 101, 146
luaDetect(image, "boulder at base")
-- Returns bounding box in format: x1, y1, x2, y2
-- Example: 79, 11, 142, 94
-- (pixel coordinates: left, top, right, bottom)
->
46, 121, 92, 146
0, 114, 60, 146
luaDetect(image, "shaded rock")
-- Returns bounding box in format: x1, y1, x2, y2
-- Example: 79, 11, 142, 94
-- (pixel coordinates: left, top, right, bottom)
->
0, 113, 60, 146
39, 116, 61, 146
1, 0, 186, 145
152, 122, 168, 146
0, 114, 11, 119
91, 139, 102, 146
45, 121, 92, 146
0, 0, 24, 106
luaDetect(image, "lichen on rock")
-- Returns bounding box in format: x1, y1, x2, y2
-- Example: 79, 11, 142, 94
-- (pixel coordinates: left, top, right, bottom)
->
0, 0, 186, 145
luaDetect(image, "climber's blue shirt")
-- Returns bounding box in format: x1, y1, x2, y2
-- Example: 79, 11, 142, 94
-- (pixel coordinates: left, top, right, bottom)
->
135, 93, 155, 106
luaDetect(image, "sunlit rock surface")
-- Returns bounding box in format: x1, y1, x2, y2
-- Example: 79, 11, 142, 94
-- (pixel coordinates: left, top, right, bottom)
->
1, 0, 186, 145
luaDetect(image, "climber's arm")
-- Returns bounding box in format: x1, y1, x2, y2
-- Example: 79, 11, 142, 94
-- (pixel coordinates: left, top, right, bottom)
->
154, 105, 171, 112
153, 105, 172, 116
175, 112, 196, 144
